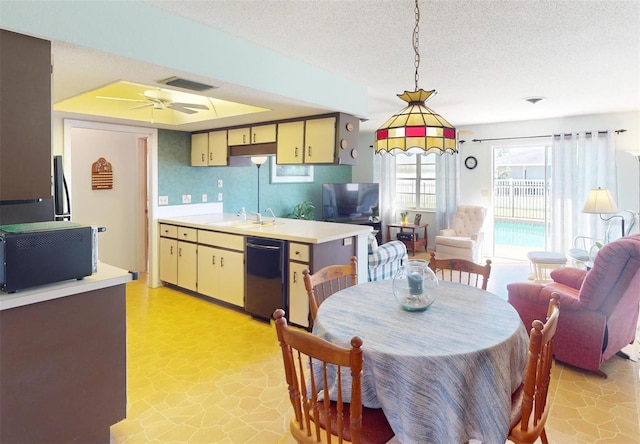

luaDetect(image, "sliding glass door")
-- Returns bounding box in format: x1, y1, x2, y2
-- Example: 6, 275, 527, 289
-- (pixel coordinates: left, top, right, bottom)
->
492, 145, 551, 259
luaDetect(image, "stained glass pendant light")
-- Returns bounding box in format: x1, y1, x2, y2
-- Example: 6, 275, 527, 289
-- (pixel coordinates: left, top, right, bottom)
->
374, 0, 457, 155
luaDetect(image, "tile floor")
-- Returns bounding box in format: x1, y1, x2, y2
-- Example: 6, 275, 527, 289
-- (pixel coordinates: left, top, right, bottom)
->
110, 258, 640, 443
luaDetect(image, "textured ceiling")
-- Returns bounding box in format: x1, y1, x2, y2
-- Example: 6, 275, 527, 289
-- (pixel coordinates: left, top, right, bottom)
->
49, 0, 640, 132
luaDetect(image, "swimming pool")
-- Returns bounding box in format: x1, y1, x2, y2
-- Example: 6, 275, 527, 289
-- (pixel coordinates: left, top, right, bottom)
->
494, 220, 545, 247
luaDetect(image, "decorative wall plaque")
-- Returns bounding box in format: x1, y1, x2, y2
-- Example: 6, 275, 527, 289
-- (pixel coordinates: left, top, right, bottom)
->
91, 157, 113, 190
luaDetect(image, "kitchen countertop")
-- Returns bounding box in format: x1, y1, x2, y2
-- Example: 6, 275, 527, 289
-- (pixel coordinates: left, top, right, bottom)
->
158, 213, 372, 244
0, 262, 135, 311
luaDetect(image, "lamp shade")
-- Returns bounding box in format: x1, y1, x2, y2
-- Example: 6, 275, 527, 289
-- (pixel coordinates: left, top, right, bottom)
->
251, 156, 268, 166
374, 89, 457, 155
582, 188, 619, 214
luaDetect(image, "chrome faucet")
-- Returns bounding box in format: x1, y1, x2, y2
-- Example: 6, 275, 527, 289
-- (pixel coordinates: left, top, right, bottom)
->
265, 208, 276, 225
251, 212, 262, 223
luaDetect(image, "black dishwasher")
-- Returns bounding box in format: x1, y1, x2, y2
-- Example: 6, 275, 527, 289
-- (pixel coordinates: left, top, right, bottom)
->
245, 237, 287, 321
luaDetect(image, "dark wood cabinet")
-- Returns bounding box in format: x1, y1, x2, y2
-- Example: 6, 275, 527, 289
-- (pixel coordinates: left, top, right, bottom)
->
0, 30, 52, 201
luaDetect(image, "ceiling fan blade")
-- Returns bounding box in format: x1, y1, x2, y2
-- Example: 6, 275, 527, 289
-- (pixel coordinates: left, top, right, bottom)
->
170, 102, 209, 110
96, 95, 147, 103
130, 103, 154, 110
168, 104, 199, 115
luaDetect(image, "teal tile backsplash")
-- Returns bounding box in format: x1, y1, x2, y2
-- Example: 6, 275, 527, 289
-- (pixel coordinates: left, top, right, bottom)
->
157, 129, 351, 219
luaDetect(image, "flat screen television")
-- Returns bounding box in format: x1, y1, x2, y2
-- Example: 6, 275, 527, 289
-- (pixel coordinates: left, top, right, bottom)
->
322, 183, 379, 222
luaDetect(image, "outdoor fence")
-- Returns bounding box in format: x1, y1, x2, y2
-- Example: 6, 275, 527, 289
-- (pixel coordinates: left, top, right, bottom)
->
494, 179, 547, 221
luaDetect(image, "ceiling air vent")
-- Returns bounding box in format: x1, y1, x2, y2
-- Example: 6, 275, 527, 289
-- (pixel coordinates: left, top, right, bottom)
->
157, 76, 216, 92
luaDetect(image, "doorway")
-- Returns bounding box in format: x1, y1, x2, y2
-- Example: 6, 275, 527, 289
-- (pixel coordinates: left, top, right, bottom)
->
492, 145, 550, 259
63, 120, 156, 273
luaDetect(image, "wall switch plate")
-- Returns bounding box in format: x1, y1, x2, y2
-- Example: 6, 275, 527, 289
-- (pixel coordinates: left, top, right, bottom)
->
217, 179, 223, 188
158, 195, 169, 205
202, 194, 207, 202
343, 237, 353, 246
182, 194, 191, 204
217, 192, 223, 201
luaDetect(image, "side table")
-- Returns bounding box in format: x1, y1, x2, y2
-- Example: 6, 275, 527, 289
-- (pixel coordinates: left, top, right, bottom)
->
387, 223, 428, 256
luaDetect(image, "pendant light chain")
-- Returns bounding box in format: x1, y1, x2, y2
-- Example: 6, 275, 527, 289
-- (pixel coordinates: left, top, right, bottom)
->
413, 0, 420, 91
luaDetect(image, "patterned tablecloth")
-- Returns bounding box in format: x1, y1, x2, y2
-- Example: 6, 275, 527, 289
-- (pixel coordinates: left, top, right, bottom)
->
313, 279, 529, 444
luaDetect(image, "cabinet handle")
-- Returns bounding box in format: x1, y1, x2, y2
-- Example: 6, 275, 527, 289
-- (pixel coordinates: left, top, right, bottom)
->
295, 147, 299, 157
170, 245, 174, 255
252, 133, 256, 143
243, 134, 246, 144
221, 257, 225, 267
209, 152, 213, 161
212, 255, 216, 265
178, 247, 182, 257
293, 271, 297, 283
201, 153, 205, 162
308, 146, 312, 157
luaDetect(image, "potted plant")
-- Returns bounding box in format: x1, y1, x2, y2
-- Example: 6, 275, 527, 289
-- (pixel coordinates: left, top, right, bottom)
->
288, 200, 315, 220
400, 211, 409, 224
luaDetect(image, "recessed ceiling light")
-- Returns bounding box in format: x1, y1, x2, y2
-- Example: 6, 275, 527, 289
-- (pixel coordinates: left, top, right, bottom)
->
523, 96, 546, 105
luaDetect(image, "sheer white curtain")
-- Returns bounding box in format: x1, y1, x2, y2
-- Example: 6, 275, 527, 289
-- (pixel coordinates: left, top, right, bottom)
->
435, 153, 460, 232
550, 130, 617, 253
378, 153, 396, 242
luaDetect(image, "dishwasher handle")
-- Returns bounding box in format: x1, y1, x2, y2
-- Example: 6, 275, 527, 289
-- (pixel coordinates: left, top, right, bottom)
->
247, 242, 281, 251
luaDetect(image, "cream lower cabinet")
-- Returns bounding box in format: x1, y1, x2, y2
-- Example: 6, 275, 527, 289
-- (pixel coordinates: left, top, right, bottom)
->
159, 224, 197, 292
288, 243, 310, 328
159, 236, 177, 285
197, 230, 245, 307
177, 241, 197, 291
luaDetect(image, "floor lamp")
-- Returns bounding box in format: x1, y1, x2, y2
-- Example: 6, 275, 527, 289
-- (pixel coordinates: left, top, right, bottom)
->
251, 156, 268, 213
582, 187, 624, 238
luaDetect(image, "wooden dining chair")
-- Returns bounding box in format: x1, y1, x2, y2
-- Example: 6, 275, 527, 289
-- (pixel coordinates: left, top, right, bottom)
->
303, 256, 357, 324
428, 252, 492, 290
508, 294, 560, 444
273, 309, 395, 444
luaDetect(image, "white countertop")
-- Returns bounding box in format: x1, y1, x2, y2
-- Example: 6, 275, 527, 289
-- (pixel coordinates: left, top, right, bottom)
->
158, 213, 372, 244
0, 262, 135, 311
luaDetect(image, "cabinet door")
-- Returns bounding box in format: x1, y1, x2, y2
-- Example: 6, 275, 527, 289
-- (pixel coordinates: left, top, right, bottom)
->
177, 241, 198, 292
276, 121, 305, 164
305, 117, 336, 163
217, 250, 245, 307
197, 245, 218, 298
289, 261, 310, 328
228, 128, 250, 145
251, 124, 276, 144
159, 237, 178, 285
208, 130, 228, 166
190, 133, 208, 166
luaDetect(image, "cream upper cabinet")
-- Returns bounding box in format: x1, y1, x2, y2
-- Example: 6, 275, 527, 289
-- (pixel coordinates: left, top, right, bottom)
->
190, 133, 209, 166
305, 117, 337, 163
207, 130, 228, 166
228, 124, 276, 145
227, 127, 250, 146
251, 124, 276, 144
191, 131, 228, 166
276, 121, 305, 164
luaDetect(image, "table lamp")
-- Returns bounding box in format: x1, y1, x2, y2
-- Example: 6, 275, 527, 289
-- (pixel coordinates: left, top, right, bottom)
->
582, 187, 624, 238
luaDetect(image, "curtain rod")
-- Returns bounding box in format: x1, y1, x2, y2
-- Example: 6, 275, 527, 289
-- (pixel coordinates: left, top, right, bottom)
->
471, 129, 626, 143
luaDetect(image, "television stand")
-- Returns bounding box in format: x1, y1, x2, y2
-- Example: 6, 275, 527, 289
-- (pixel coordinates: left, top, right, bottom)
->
325, 218, 381, 244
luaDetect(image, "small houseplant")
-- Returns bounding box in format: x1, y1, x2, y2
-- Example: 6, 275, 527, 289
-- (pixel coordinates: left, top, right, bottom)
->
288, 200, 315, 220
400, 211, 409, 224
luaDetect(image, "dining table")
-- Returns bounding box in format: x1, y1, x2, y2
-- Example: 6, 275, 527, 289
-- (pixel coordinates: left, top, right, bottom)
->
312, 278, 530, 444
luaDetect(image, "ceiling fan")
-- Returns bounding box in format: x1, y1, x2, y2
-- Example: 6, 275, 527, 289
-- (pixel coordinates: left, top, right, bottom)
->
97, 89, 209, 114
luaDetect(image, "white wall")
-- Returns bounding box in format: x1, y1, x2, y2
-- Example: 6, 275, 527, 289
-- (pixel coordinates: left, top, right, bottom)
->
68, 126, 146, 272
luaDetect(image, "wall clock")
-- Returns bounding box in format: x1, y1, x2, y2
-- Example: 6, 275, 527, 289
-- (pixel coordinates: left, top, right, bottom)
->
464, 156, 478, 170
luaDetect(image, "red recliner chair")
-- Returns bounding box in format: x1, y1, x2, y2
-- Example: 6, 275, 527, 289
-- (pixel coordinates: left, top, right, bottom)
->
507, 234, 640, 376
